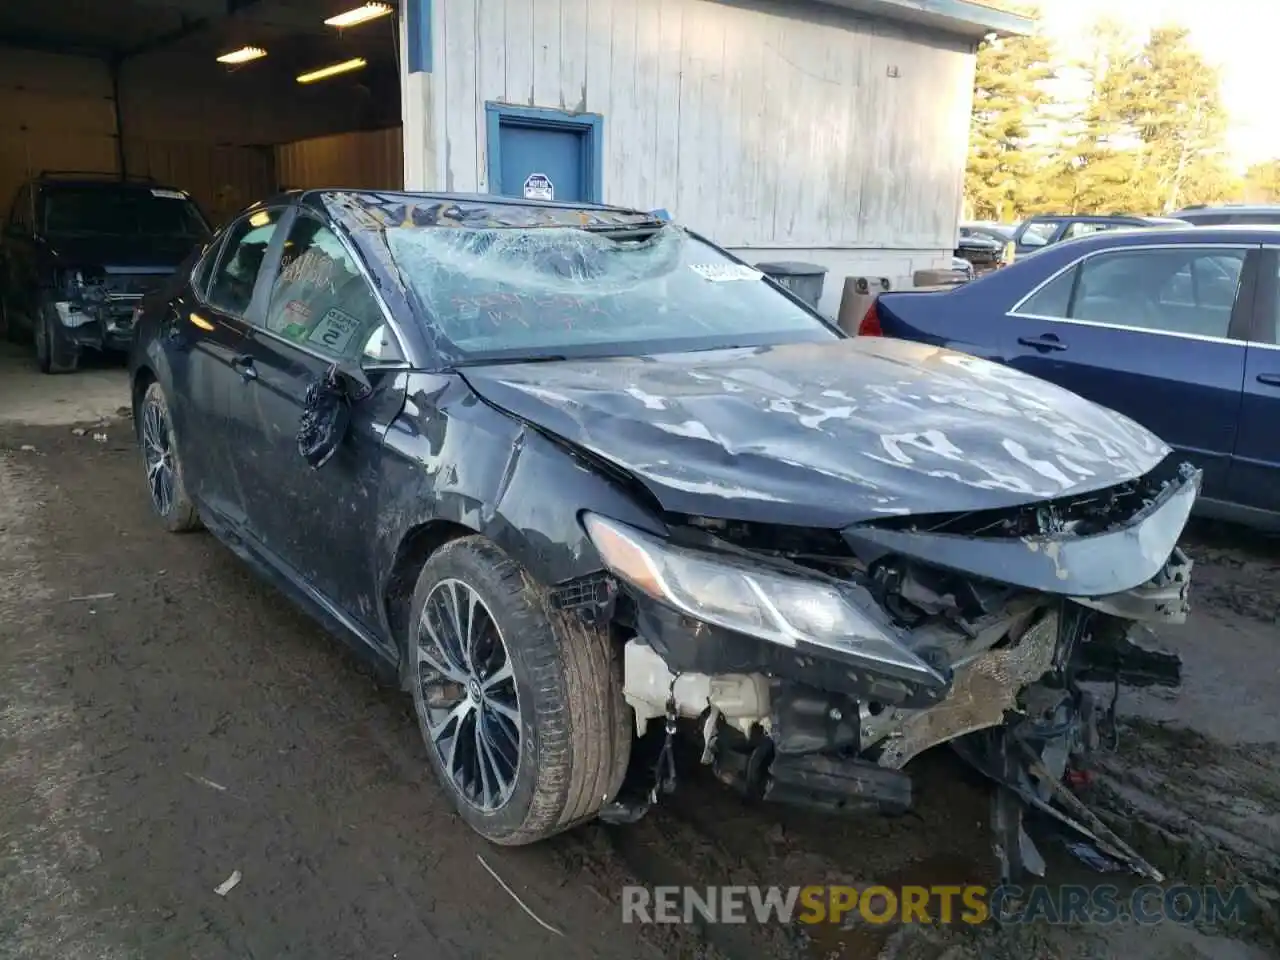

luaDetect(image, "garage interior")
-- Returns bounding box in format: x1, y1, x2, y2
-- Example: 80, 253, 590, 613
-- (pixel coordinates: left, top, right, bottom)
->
0, 0, 404, 228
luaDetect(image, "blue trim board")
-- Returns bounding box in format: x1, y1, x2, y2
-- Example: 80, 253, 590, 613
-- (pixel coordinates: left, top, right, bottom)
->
483, 103, 605, 203
406, 0, 432, 74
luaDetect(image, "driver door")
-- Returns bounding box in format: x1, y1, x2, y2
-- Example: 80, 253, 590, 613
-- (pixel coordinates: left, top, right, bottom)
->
232, 210, 409, 645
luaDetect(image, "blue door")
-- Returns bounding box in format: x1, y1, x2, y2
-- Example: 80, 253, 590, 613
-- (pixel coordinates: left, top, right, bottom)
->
498, 124, 584, 201
486, 104, 602, 203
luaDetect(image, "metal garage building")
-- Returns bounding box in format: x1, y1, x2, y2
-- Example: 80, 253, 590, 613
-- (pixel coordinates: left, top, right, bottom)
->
2, 0, 1029, 315
400, 0, 1031, 312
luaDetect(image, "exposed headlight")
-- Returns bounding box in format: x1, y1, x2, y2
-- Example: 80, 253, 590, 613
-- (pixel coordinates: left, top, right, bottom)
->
583, 513, 944, 687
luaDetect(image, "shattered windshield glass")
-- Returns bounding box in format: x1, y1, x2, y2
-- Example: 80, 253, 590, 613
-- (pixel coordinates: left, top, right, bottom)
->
383, 224, 837, 361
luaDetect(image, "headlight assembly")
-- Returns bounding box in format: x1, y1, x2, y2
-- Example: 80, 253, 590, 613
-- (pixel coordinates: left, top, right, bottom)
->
582, 513, 944, 687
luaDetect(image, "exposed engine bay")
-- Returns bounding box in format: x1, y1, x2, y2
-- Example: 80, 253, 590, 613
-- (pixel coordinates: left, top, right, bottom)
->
578, 459, 1199, 883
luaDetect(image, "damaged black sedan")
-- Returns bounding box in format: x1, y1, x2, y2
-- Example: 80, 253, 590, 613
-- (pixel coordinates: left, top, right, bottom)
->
129, 190, 1194, 879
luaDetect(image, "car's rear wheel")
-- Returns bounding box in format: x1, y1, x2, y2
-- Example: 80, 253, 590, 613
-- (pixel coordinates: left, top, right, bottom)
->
408, 536, 631, 845
139, 381, 201, 532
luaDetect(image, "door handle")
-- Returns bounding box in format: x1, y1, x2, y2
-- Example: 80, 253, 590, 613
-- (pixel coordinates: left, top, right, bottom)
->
231, 354, 257, 381
1256, 373, 1280, 387
1017, 335, 1068, 352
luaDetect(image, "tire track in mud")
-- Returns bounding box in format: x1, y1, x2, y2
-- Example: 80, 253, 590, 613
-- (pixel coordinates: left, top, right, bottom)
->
0, 447, 132, 960
546, 744, 997, 960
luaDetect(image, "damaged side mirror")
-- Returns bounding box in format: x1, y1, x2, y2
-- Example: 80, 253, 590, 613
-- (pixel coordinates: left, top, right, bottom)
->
296, 362, 372, 469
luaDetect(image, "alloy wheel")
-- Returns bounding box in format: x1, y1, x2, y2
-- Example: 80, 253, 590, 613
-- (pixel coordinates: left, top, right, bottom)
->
141, 397, 176, 517
415, 578, 522, 812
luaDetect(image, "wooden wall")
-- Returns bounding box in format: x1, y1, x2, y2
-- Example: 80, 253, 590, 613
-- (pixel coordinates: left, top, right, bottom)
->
275, 128, 404, 192
431, 0, 976, 253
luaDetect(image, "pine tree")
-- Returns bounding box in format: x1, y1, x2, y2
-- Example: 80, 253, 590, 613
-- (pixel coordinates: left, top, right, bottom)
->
964, 22, 1056, 221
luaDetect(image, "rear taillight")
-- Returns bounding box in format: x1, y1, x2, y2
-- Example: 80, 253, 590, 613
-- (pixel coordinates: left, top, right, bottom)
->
857, 300, 883, 336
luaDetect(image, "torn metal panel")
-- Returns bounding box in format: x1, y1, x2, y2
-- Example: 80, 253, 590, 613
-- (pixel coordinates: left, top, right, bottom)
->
872, 611, 1060, 770
845, 467, 1200, 597
459, 337, 1171, 528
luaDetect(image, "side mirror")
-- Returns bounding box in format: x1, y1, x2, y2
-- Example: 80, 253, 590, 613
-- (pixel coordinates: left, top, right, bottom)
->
295, 362, 370, 469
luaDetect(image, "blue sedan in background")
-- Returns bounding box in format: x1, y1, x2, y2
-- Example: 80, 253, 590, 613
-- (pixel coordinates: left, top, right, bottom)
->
859, 225, 1280, 529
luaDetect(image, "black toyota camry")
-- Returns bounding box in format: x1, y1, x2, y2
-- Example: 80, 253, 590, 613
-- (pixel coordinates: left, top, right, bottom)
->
129, 190, 1196, 880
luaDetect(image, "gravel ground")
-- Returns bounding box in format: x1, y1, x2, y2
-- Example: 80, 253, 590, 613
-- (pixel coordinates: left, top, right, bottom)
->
0, 351, 1277, 960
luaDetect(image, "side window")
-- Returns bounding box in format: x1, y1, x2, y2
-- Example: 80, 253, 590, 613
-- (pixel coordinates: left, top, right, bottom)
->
1016, 267, 1077, 318
261, 215, 397, 363
190, 237, 222, 299
1063, 221, 1123, 240
1071, 248, 1245, 338
1020, 222, 1058, 247
206, 209, 284, 316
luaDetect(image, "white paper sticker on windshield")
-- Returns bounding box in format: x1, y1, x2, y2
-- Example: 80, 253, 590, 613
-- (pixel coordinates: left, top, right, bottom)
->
689, 263, 762, 282
307, 307, 361, 355
150, 188, 186, 200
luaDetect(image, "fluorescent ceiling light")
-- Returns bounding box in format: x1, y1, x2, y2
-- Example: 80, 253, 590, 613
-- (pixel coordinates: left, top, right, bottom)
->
216, 46, 267, 64
324, 3, 393, 28
296, 57, 367, 83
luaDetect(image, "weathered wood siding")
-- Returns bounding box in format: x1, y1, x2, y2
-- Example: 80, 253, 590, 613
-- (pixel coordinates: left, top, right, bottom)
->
433, 0, 975, 253
275, 128, 405, 193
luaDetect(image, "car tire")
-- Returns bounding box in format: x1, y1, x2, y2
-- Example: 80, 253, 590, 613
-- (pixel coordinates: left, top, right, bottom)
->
138, 381, 202, 533
407, 536, 631, 845
34, 303, 79, 374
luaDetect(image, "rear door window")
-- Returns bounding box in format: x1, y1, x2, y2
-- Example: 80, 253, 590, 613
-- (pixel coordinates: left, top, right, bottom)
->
205, 209, 285, 317
1015, 247, 1247, 339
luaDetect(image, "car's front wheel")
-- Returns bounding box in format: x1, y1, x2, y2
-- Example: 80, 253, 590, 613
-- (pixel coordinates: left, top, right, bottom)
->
34, 303, 79, 374
408, 536, 631, 844
138, 381, 202, 532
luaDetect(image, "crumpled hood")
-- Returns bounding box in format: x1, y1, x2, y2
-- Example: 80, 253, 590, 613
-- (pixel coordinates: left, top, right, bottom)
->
460, 338, 1171, 527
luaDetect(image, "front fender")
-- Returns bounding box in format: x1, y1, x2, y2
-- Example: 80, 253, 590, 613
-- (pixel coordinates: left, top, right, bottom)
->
373, 373, 667, 633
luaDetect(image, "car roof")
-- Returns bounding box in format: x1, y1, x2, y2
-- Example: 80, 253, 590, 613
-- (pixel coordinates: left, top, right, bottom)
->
1041, 223, 1280, 250
1174, 203, 1280, 215
262, 188, 667, 231
33, 176, 188, 194
1027, 213, 1166, 224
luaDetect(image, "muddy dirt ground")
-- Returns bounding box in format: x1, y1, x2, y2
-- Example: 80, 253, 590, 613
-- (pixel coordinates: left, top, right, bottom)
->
1, 348, 1277, 960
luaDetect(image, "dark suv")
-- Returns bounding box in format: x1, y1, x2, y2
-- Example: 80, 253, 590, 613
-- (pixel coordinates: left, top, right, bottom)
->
1, 172, 211, 373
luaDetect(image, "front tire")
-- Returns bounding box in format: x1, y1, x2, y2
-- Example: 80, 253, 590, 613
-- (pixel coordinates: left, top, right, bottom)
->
138, 381, 202, 532
35, 303, 79, 374
408, 537, 631, 845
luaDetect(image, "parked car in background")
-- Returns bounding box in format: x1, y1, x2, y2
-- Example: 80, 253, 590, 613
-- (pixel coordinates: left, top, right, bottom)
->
130, 189, 1191, 881
960, 222, 1016, 245
1172, 203, 1280, 226
859, 224, 1280, 529
1009, 214, 1187, 260
0, 171, 211, 373
954, 230, 1004, 273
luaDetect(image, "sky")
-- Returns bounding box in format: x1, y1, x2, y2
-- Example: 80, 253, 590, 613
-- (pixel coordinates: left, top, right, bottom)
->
1035, 0, 1279, 169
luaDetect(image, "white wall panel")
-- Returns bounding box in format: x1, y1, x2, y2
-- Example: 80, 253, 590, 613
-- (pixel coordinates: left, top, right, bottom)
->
432, 0, 976, 254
